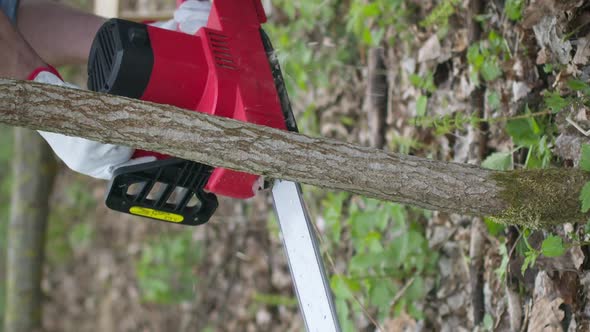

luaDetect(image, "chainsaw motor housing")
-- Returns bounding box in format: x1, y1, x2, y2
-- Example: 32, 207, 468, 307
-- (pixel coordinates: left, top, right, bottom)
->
87, 0, 294, 225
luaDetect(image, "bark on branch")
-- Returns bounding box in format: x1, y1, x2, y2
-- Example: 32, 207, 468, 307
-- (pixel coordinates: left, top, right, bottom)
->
0, 78, 587, 227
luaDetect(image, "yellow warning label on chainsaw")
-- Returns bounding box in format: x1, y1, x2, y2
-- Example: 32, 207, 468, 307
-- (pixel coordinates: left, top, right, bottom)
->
129, 207, 184, 223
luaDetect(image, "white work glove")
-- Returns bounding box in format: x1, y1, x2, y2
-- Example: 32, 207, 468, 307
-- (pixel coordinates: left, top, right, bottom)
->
31, 69, 155, 179
151, 0, 210, 34
29, 1, 212, 180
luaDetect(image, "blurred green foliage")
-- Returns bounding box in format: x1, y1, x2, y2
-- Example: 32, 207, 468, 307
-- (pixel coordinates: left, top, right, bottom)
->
467, 31, 510, 86
322, 193, 437, 329
581, 144, 590, 214
266, 0, 415, 135
414, 111, 481, 136
564, 81, 590, 221
267, 0, 415, 93
266, 0, 352, 95
347, 0, 412, 46
136, 232, 202, 304
410, 71, 437, 117
544, 79, 590, 115
252, 292, 298, 308
46, 180, 97, 264
267, 1, 440, 327
504, 0, 525, 21
420, 0, 460, 35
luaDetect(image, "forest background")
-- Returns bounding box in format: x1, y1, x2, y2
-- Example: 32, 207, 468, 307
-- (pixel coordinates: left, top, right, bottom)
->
2, 0, 590, 331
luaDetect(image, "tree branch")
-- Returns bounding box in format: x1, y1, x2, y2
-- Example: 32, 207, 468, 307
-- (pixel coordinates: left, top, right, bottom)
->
0, 78, 587, 227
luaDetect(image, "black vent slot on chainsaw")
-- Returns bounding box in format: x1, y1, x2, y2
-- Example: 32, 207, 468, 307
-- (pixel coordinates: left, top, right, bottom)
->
88, 19, 154, 99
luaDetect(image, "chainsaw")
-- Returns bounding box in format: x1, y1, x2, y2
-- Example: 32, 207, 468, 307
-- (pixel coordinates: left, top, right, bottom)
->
86, 1, 341, 331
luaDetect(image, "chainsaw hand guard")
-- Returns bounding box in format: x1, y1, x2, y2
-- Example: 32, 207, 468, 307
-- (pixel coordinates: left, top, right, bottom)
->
106, 159, 218, 225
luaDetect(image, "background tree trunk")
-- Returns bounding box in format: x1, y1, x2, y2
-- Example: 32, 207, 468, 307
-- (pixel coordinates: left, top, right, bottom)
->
466, 0, 487, 326
4, 128, 56, 332
0, 78, 587, 227
364, 47, 388, 149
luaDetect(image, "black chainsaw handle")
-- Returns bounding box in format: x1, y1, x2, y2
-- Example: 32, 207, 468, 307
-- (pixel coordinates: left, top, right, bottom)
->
105, 159, 218, 226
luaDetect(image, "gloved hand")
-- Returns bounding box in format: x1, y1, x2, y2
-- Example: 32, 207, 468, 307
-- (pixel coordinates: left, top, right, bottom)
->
29, 1, 211, 180
30, 67, 156, 179
151, 0, 210, 34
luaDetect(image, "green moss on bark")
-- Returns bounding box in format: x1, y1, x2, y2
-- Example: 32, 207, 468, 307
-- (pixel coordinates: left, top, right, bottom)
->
491, 169, 590, 228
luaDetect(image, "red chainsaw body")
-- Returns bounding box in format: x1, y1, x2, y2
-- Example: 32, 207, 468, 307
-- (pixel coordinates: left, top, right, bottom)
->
132, 0, 285, 199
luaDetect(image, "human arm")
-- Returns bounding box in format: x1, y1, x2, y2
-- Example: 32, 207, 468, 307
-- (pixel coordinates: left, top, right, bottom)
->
17, 0, 105, 67
16, 0, 210, 67
0, 9, 45, 79
0, 2, 134, 179
2, 0, 211, 179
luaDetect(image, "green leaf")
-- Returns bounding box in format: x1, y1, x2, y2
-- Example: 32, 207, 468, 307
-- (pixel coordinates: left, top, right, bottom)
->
481, 61, 502, 81
506, 117, 541, 146
568, 79, 590, 92
368, 282, 393, 312
330, 275, 354, 300
416, 95, 428, 117
335, 298, 354, 332
580, 181, 590, 213
485, 218, 506, 237
581, 144, 590, 172
362, 28, 373, 45
362, 3, 381, 17
344, 277, 361, 293
284, 3, 296, 19
524, 135, 552, 169
521, 250, 538, 275
469, 69, 481, 87
481, 152, 512, 170
504, 0, 524, 21
543, 64, 554, 73
350, 252, 383, 271
544, 91, 571, 113
494, 243, 509, 280
483, 313, 494, 330
135, 232, 201, 304
322, 192, 348, 243
405, 276, 424, 302
252, 292, 298, 307
409, 74, 422, 87
363, 232, 384, 252
487, 91, 501, 110
68, 222, 93, 253
541, 235, 566, 257
407, 301, 425, 320
524, 145, 541, 169
467, 45, 483, 68
371, 28, 385, 46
